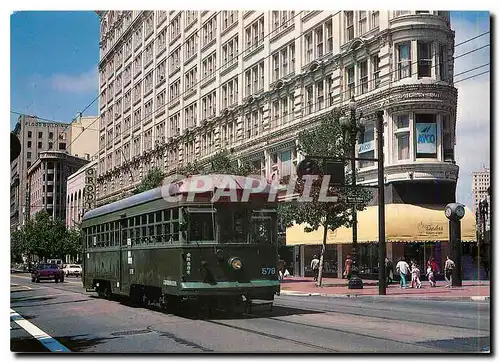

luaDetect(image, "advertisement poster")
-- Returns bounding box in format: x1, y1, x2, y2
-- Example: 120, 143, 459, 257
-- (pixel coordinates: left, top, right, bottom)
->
416, 123, 437, 154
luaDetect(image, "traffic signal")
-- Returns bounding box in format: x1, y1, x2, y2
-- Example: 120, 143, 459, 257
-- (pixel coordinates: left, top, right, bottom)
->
296, 157, 320, 178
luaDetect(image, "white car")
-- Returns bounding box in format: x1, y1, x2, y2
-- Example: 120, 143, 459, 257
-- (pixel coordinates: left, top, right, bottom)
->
63, 264, 82, 277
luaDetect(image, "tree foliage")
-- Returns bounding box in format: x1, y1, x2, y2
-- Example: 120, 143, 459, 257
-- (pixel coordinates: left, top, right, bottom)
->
278, 109, 372, 286
134, 167, 165, 194
11, 211, 84, 263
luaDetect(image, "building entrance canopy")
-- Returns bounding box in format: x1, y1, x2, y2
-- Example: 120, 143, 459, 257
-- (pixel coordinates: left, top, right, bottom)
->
286, 204, 476, 245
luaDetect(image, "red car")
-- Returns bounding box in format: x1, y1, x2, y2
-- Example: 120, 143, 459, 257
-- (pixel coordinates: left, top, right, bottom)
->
31, 263, 65, 283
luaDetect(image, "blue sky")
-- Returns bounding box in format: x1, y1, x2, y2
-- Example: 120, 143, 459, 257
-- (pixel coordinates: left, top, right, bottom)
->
10, 11, 100, 128
9, 10, 490, 209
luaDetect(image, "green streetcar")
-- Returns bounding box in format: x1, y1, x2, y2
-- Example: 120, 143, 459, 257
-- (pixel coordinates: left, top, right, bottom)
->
81, 174, 280, 313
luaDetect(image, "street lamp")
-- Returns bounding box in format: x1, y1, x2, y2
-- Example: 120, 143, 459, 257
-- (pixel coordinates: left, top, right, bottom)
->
340, 96, 365, 289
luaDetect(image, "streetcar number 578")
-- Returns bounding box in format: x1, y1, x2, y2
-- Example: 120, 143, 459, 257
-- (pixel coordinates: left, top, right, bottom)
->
261, 267, 276, 275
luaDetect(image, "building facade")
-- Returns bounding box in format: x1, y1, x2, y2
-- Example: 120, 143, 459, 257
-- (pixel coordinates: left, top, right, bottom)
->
70, 115, 100, 160
95, 10, 457, 209
27, 151, 89, 221
66, 159, 98, 228
10, 115, 72, 229
472, 167, 490, 231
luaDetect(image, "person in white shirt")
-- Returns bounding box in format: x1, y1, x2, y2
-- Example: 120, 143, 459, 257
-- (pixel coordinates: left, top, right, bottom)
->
411, 263, 422, 288
396, 257, 410, 289
310, 255, 320, 281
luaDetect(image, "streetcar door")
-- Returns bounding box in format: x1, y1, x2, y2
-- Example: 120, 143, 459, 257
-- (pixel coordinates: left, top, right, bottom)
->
119, 217, 129, 294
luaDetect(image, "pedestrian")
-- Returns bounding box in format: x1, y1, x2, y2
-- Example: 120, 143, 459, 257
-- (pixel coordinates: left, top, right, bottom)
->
444, 255, 455, 287
344, 255, 352, 279
277, 256, 285, 281
411, 263, 422, 288
385, 257, 393, 284
310, 255, 320, 281
426, 264, 436, 287
395, 257, 410, 289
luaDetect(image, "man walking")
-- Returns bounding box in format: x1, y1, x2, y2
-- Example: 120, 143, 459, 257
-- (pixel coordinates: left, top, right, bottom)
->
385, 257, 393, 285
311, 255, 320, 281
444, 255, 455, 287
396, 257, 410, 289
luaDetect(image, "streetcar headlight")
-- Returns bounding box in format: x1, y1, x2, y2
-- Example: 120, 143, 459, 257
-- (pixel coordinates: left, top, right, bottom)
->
229, 257, 242, 270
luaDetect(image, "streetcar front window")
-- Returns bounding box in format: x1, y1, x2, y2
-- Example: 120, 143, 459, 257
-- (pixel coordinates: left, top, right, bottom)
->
189, 213, 215, 243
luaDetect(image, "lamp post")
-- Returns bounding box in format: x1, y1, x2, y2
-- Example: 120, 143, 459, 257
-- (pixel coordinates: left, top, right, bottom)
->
479, 198, 489, 278
340, 96, 365, 289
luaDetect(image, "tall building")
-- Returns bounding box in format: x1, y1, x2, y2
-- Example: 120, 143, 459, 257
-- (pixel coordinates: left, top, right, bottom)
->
10, 114, 99, 229
10, 115, 72, 229
95, 10, 458, 210
472, 166, 490, 231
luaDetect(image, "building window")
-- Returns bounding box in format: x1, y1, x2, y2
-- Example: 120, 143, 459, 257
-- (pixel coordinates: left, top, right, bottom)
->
418, 42, 432, 78
439, 44, 448, 81
244, 106, 263, 138
133, 107, 142, 129
221, 77, 238, 110
145, 13, 154, 39
144, 42, 154, 67
398, 43, 411, 79
38, 131, 43, 138
202, 15, 217, 47
115, 73, 122, 94
124, 90, 131, 112
221, 11, 238, 31
27, 141, 32, 148
169, 79, 180, 102
144, 100, 153, 124
115, 98, 122, 118
124, 116, 131, 135
27, 152, 31, 159
133, 136, 141, 157
28, 131, 32, 138
156, 60, 166, 86
124, 64, 132, 86
245, 61, 264, 97
169, 112, 180, 137
144, 71, 153, 95
156, 122, 165, 142
271, 11, 294, 33
134, 23, 143, 49
59, 143, 66, 150
271, 94, 294, 128
27, 161, 31, 168
184, 102, 197, 129
359, 60, 368, 94
394, 11, 411, 17
221, 36, 238, 69
345, 11, 354, 42
144, 128, 153, 151
358, 123, 375, 168
358, 11, 367, 35
184, 33, 197, 60
346, 66, 355, 99
170, 14, 181, 41
202, 52, 216, 80
245, 16, 264, 52
184, 66, 197, 92
371, 11, 379, 28
38, 141, 42, 148
133, 53, 142, 78
169, 47, 181, 74
48, 132, 53, 139
442, 114, 454, 162
305, 33, 313, 63
372, 54, 380, 89
185, 11, 197, 28
133, 80, 142, 104
394, 114, 410, 161
201, 91, 216, 120
157, 28, 167, 55
156, 90, 166, 114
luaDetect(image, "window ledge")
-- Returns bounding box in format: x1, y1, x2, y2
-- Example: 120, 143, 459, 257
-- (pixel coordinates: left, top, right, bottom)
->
201, 74, 216, 89
220, 61, 238, 77
201, 38, 216, 53
243, 43, 264, 61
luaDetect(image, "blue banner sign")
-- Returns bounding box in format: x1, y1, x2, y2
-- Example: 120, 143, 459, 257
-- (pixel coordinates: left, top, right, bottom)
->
416, 123, 437, 154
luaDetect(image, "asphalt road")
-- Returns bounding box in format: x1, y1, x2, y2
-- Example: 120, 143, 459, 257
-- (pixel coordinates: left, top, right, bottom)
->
10, 274, 490, 353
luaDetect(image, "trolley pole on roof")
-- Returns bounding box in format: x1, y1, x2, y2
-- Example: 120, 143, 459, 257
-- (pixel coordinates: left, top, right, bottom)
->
376, 111, 387, 295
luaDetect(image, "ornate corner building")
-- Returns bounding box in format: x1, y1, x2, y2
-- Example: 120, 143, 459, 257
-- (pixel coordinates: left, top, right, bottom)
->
95, 10, 458, 207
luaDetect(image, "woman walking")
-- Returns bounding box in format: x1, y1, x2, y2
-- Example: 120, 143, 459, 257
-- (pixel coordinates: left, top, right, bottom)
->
411, 262, 422, 288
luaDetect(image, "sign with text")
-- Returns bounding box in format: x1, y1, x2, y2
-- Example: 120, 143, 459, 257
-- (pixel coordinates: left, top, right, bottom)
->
84, 167, 97, 212
416, 123, 437, 154
358, 140, 374, 154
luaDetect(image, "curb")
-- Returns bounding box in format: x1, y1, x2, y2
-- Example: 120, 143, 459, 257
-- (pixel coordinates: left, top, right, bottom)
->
280, 290, 490, 301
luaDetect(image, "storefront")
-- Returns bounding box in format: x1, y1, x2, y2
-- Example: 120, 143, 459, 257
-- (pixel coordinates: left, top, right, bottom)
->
286, 203, 477, 278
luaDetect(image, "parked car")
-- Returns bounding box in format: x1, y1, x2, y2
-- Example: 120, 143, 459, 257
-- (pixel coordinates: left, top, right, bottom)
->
31, 263, 65, 283
63, 264, 82, 277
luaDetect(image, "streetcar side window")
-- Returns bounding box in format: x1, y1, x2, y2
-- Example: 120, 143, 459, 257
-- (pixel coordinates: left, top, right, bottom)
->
189, 213, 215, 243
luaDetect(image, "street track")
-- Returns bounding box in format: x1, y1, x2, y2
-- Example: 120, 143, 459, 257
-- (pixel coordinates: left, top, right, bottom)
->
11, 274, 490, 353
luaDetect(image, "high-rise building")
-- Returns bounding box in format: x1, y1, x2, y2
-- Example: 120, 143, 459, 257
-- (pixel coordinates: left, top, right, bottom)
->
10, 114, 99, 230
95, 10, 458, 209
472, 166, 490, 231
10, 115, 72, 229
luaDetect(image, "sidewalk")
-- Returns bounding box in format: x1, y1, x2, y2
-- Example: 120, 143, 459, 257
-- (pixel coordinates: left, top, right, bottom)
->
279, 276, 490, 301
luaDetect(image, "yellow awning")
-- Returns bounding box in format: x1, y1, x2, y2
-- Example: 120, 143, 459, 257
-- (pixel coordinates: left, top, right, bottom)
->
286, 204, 477, 246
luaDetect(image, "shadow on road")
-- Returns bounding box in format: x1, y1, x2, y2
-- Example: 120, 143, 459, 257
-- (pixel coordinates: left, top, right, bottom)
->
418, 336, 491, 353
11, 334, 119, 353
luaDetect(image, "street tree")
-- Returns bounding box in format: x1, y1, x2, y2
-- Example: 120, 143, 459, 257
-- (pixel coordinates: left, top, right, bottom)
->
278, 109, 372, 287
134, 167, 165, 194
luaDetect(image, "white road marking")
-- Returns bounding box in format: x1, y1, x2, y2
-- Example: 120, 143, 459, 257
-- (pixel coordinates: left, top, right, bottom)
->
12, 274, 83, 285
10, 308, 71, 352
